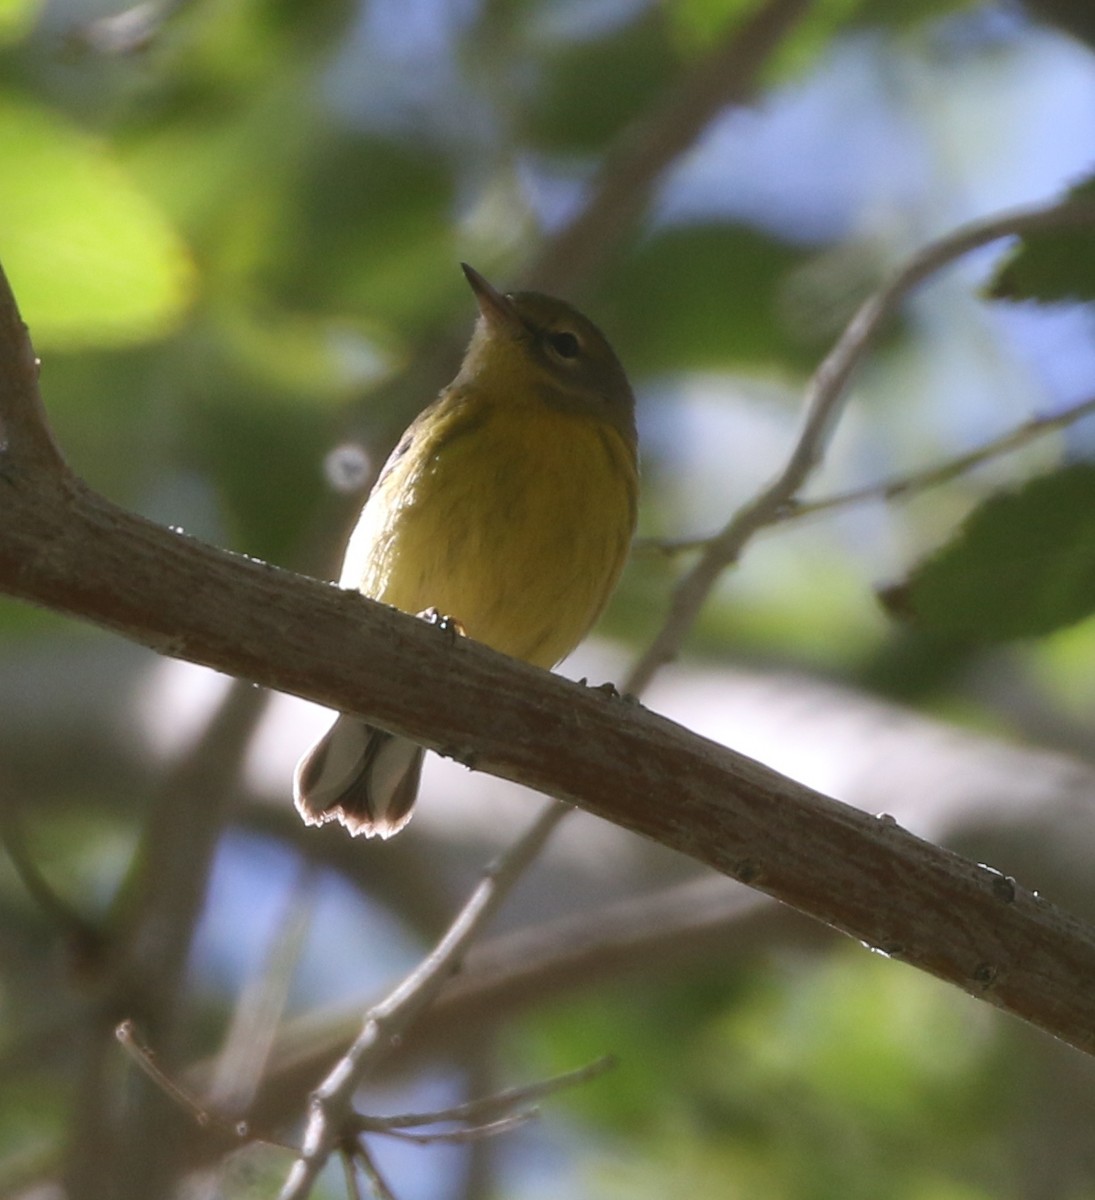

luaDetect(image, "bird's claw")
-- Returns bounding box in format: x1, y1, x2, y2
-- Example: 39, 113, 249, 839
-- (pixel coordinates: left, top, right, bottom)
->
418, 607, 467, 645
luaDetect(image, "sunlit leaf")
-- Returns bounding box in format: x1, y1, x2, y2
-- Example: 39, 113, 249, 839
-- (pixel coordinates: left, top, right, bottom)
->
0, 0, 39, 43
0, 96, 195, 348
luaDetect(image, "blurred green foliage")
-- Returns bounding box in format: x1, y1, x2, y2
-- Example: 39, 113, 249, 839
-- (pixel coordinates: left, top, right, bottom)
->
596, 224, 817, 372
526, 950, 1022, 1200
2, 0, 1095, 1198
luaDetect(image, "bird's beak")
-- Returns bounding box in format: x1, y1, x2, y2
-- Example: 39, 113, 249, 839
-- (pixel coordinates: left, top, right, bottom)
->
461, 263, 523, 334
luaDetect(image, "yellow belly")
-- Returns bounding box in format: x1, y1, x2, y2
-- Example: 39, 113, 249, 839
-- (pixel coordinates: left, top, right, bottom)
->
340, 389, 638, 669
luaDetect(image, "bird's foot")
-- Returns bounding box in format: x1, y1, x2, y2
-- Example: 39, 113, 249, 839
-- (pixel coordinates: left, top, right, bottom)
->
417, 607, 468, 645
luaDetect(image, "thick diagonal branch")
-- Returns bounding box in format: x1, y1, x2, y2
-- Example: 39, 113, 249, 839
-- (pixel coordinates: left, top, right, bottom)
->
3, 391, 1095, 1059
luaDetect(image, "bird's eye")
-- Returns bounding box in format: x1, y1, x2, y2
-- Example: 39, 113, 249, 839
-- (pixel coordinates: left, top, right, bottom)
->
546, 330, 581, 360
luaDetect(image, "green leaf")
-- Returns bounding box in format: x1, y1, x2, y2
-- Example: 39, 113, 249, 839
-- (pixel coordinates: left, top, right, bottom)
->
0, 95, 195, 348
596, 223, 813, 374
882, 464, 1095, 641
987, 175, 1095, 304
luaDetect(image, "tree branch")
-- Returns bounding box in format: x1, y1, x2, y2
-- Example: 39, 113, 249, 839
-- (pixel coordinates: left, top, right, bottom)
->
222, 665, 1095, 1157
4, 220, 1095, 1078
624, 195, 1095, 694
0, 271, 65, 475
4, 361, 1095, 1060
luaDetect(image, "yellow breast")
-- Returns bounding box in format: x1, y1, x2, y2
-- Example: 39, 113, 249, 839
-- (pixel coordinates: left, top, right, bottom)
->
341, 387, 638, 669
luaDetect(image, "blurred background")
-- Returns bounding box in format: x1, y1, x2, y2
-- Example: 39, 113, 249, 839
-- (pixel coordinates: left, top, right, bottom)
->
3, 0, 1095, 1197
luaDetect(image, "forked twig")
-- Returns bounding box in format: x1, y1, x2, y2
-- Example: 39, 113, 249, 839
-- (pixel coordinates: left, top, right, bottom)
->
624, 195, 1095, 695
350, 1142, 397, 1200
340, 1057, 614, 1199
641, 391, 1095, 555
115, 1020, 294, 1149
786, 391, 1095, 519
341, 1148, 366, 1200
354, 1055, 615, 1134
278, 799, 571, 1200
116, 1021, 222, 1132
366, 1111, 537, 1147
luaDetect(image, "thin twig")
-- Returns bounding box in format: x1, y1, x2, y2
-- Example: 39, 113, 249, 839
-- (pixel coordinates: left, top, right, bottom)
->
278, 799, 570, 1200
785, 391, 1095, 520
116, 1020, 219, 1130
160, 878, 768, 1173
369, 1111, 537, 1146
114, 1020, 295, 1150
185, 868, 321, 1200
624, 195, 1095, 695
639, 391, 1095, 555
206, 862, 318, 1116
341, 1146, 365, 1200
355, 1056, 616, 1133
353, 1140, 398, 1200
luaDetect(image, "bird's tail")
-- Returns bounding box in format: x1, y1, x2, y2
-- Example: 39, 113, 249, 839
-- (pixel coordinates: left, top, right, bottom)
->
293, 715, 424, 839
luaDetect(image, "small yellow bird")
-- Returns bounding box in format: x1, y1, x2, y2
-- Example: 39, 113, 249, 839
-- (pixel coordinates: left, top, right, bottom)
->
294, 264, 639, 837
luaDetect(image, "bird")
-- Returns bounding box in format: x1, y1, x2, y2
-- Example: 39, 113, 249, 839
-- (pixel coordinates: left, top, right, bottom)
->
293, 263, 639, 837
